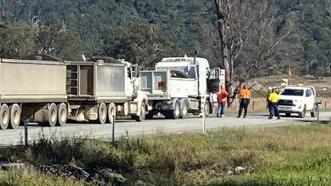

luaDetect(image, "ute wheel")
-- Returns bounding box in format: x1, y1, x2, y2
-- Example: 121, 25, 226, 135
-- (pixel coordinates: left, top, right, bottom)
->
0, 104, 10, 130
98, 103, 107, 124
57, 103, 67, 126
134, 102, 147, 122
48, 103, 58, 127
9, 104, 21, 129
285, 113, 291, 117
180, 100, 188, 119
108, 103, 116, 124
299, 106, 306, 118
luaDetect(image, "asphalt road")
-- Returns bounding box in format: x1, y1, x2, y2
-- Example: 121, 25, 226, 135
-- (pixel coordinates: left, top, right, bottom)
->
0, 112, 330, 146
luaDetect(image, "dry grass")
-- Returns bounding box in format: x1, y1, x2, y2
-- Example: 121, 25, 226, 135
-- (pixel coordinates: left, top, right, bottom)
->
1, 124, 331, 185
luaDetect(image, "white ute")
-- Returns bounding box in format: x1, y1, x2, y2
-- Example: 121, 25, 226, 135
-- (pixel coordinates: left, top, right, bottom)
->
278, 86, 316, 118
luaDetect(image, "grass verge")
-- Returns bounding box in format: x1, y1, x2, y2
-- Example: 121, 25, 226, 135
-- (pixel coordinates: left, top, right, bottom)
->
1, 124, 331, 185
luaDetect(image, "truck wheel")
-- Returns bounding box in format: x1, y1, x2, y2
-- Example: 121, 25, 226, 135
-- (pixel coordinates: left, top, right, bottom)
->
203, 102, 210, 117
145, 113, 154, 119
310, 107, 316, 117
0, 104, 10, 130
57, 103, 67, 126
98, 103, 107, 124
180, 100, 188, 119
9, 104, 21, 129
169, 101, 180, 119
48, 103, 58, 127
299, 106, 306, 118
108, 103, 116, 124
134, 102, 146, 122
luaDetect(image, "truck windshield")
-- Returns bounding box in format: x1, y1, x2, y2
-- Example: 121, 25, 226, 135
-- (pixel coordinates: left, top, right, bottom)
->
280, 89, 304, 96
158, 66, 196, 78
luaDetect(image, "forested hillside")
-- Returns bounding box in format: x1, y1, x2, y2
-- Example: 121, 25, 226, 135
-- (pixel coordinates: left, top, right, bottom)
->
0, 0, 330, 77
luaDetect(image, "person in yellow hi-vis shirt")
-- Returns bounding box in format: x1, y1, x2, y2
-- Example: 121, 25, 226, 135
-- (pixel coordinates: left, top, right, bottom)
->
268, 88, 281, 119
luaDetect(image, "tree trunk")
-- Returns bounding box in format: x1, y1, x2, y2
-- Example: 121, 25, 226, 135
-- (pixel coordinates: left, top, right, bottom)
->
214, 0, 231, 84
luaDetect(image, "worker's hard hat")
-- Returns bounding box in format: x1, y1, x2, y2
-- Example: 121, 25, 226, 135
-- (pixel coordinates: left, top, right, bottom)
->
268, 87, 272, 90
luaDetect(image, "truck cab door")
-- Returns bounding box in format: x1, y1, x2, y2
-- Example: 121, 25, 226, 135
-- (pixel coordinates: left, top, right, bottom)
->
130, 65, 140, 95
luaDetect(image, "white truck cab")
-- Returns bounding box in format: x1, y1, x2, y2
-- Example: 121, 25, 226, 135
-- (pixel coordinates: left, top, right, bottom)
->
140, 56, 223, 119
278, 86, 316, 118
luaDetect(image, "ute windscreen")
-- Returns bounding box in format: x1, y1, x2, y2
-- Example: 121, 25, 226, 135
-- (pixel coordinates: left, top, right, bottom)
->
280, 89, 304, 96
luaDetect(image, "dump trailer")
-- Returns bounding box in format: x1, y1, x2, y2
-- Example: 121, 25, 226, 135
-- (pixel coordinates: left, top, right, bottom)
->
0, 58, 67, 130
140, 57, 220, 119
66, 59, 149, 124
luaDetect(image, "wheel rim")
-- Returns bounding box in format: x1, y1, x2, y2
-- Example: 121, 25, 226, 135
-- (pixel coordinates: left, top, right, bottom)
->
2, 110, 9, 125
175, 104, 180, 117
108, 104, 115, 124
204, 104, 209, 115
12, 109, 20, 125
58, 104, 67, 125
99, 104, 107, 124
182, 103, 188, 116
1, 105, 9, 129
60, 109, 66, 122
51, 109, 57, 123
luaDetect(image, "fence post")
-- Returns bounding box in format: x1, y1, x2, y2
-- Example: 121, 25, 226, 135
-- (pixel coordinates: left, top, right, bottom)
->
317, 104, 320, 122
202, 96, 206, 134
24, 120, 28, 147
112, 119, 115, 145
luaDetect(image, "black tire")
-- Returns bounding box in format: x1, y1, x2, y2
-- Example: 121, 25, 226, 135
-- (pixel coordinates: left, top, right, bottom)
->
108, 103, 116, 124
310, 107, 316, 117
285, 113, 291, 117
203, 102, 210, 117
180, 100, 188, 119
134, 102, 147, 122
299, 106, 306, 118
145, 113, 154, 119
98, 103, 107, 124
48, 103, 58, 127
168, 101, 180, 119
0, 104, 10, 130
9, 104, 21, 129
57, 103, 67, 126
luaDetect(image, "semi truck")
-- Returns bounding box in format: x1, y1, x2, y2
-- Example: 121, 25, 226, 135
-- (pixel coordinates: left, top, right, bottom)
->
0, 56, 67, 130
0, 55, 149, 130
140, 56, 222, 119
66, 57, 149, 124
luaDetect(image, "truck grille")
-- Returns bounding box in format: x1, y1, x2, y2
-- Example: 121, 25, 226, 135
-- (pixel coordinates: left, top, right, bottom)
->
278, 99, 293, 106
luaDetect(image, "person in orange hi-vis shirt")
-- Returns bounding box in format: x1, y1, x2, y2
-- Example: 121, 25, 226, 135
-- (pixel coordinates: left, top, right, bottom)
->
217, 85, 228, 118
237, 85, 251, 118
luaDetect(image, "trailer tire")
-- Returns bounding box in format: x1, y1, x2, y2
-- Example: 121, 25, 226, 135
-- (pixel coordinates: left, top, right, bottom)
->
134, 102, 147, 122
0, 104, 10, 130
57, 103, 67, 126
98, 103, 107, 124
180, 100, 188, 119
48, 103, 58, 127
108, 103, 116, 125
9, 104, 21, 129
